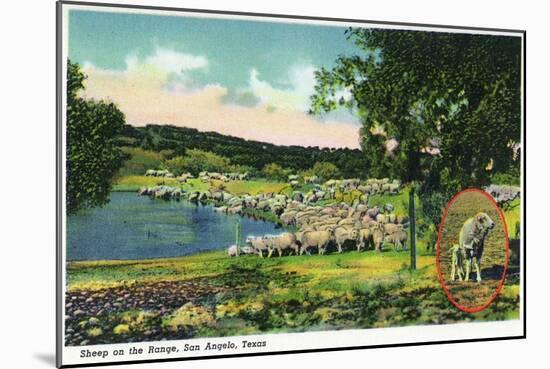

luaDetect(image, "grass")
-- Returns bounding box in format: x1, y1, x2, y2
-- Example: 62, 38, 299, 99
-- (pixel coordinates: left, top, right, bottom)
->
66, 248, 520, 345
368, 190, 413, 216
223, 180, 289, 195
112, 175, 288, 195
503, 198, 521, 239
112, 175, 180, 191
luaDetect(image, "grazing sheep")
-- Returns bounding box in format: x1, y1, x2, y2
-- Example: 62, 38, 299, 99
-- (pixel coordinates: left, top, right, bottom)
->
337, 218, 356, 227
240, 245, 256, 255
375, 213, 387, 223
280, 211, 297, 225
227, 245, 240, 257
372, 225, 385, 252
138, 187, 150, 196
356, 227, 373, 251
385, 229, 408, 251
367, 206, 380, 220
266, 232, 298, 257
298, 229, 334, 255
396, 215, 409, 225
247, 237, 269, 258
383, 223, 403, 236
333, 226, 358, 253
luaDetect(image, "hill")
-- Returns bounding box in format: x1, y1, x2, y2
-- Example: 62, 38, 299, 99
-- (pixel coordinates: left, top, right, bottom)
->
116, 124, 369, 178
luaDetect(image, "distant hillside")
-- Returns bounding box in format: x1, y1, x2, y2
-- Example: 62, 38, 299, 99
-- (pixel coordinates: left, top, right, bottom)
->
117, 124, 370, 178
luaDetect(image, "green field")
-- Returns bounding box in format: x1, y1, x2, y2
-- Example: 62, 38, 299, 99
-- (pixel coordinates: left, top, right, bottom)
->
113, 176, 211, 192
65, 248, 519, 346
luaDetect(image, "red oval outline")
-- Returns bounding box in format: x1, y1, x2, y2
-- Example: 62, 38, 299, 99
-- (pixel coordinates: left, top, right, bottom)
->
436, 188, 509, 313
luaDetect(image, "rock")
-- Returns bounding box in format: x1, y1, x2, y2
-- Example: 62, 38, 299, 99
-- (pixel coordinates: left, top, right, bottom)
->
73, 309, 85, 317
88, 317, 100, 326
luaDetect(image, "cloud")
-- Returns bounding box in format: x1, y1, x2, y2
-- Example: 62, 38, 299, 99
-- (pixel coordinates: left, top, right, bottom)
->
144, 47, 208, 75
79, 53, 361, 149
245, 65, 316, 112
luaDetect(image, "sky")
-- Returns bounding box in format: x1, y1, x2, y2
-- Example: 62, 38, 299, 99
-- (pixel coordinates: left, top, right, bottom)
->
68, 10, 365, 149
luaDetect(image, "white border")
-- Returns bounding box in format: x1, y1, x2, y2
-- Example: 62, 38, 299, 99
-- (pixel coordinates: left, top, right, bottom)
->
58, 2, 525, 367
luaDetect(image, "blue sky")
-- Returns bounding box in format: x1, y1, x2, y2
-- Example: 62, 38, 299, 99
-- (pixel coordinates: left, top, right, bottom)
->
68, 9, 365, 148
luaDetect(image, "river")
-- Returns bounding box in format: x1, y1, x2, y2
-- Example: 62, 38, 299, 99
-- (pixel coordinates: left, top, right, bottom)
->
66, 192, 283, 261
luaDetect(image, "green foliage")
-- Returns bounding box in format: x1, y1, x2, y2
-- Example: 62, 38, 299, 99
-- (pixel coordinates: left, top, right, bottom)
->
67, 249, 519, 342
117, 147, 166, 176
261, 163, 290, 181
166, 149, 231, 176
66, 60, 126, 214
310, 28, 521, 227
310, 162, 341, 181
118, 124, 370, 178
491, 171, 520, 186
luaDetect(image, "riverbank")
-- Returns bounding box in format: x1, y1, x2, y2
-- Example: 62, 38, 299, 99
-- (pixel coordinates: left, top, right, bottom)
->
65, 249, 520, 346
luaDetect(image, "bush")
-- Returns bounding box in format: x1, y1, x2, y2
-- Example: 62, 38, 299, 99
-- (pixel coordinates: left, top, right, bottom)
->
262, 163, 290, 181
165, 149, 231, 176
118, 147, 165, 176
311, 162, 341, 181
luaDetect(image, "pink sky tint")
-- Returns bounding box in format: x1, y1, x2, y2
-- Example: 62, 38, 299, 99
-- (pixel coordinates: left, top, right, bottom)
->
80, 65, 361, 149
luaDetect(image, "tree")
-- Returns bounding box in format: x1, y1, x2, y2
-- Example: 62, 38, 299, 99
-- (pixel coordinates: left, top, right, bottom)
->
164, 149, 237, 176
310, 28, 521, 256
66, 60, 126, 214
262, 163, 290, 181
311, 162, 341, 182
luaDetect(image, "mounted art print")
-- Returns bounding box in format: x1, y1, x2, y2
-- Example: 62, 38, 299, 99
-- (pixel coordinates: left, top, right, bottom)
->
56, 1, 526, 367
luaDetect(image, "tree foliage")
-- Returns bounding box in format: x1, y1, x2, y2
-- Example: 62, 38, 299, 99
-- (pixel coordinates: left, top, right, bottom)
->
310, 28, 521, 225
164, 149, 252, 176
118, 124, 371, 179
310, 162, 341, 182
262, 163, 290, 181
66, 60, 126, 214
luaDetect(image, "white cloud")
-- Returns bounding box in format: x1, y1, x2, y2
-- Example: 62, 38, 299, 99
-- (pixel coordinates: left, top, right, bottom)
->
144, 47, 208, 75
247, 65, 316, 112
83, 47, 208, 78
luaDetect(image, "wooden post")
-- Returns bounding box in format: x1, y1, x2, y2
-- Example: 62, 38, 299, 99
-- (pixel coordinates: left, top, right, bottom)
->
235, 221, 241, 247
409, 186, 417, 270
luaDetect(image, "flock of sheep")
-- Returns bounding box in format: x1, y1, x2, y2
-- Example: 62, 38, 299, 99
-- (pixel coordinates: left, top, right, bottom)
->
138, 170, 409, 257
484, 184, 520, 209
229, 201, 409, 258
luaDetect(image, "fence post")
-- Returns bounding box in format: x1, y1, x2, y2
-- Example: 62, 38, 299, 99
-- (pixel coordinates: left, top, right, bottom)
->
409, 186, 417, 270
236, 221, 241, 247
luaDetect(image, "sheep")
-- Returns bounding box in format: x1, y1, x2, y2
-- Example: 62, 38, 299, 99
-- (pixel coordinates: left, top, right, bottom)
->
298, 229, 334, 255
227, 245, 240, 257
384, 229, 408, 251
247, 237, 269, 257
333, 226, 359, 253
356, 227, 373, 251
383, 223, 403, 236
266, 233, 299, 257
371, 224, 385, 252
